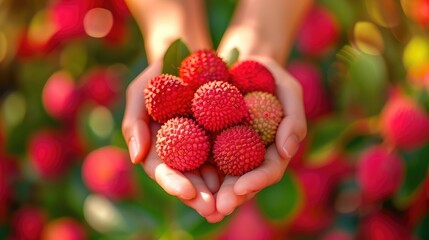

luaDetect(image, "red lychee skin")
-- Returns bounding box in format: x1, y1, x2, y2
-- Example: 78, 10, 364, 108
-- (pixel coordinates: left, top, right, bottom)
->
28, 129, 71, 179
144, 74, 194, 123
42, 71, 83, 122
219, 201, 275, 240
297, 6, 339, 56
11, 206, 47, 240
358, 211, 412, 240
287, 60, 331, 121
80, 68, 121, 107
82, 146, 135, 199
229, 60, 276, 94
244, 91, 283, 145
213, 125, 265, 176
156, 118, 210, 171
179, 49, 229, 90
380, 95, 429, 149
42, 217, 87, 240
357, 146, 403, 203
192, 81, 248, 132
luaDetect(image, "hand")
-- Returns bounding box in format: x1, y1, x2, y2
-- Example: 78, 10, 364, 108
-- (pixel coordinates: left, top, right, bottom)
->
122, 60, 224, 222
213, 56, 307, 218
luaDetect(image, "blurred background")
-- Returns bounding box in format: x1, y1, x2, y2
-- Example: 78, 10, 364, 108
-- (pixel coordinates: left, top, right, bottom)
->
1, 0, 429, 239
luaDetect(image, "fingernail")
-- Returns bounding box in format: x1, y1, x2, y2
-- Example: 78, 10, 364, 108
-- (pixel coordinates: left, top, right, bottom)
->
283, 135, 299, 158
129, 137, 139, 164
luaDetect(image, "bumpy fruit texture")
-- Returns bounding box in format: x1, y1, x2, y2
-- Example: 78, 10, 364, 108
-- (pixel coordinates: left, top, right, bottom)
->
229, 60, 276, 94
192, 81, 248, 132
156, 118, 210, 171
358, 211, 411, 240
82, 146, 135, 199
287, 60, 331, 121
357, 146, 403, 203
144, 74, 194, 123
42, 71, 82, 121
297, 6, 339, 56
244, 92, 283, 145
43, 217, 87, 240
179, 49, 229, 89
11, 206, 47, 240
219, 201, 275, 240
380, 95, 429, 149
80, 68, 121, 107
213, 125, 265, 176
28, 129, 71, 179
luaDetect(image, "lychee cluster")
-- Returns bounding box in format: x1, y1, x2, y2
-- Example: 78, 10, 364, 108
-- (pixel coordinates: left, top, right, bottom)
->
144, 50, 284, 176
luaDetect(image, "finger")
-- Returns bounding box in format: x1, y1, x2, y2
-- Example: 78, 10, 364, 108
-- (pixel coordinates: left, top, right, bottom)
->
275, 76, 307, 160
181, 171, 217, 217
216, 176, 247, 215
234, 145, 288, 196
200, 164, 221, 194
122, 61, 162, 163
142, 124, 196, 200
205, 212, 225, 223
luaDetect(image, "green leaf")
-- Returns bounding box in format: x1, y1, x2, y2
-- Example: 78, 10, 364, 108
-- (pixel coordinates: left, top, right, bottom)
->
162, 39, 191, 75
416, 214, 429, 240
256, 171, 303, 223
223, 48, 240, 67
394, 144, 429, 206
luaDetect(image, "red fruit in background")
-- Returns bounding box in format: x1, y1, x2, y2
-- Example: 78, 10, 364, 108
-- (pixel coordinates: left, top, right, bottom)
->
28, 129, 72, 179
156, 118, 210, 172
287, 60, 331, 121
409, 0, 429, 27
80, 68, 121, 107
11, 206, 47, 240
43, 71, 82, 122
229, 60, 276, 94
297, 6, 339, 56
192, 81, 248, 132
145, 74, 194, 123
357, 146, 403, 203
321, 229, 354, 240
42, 217, 87, 240
358, 211, 412, 240
379, 95, 429, 149
288, 168, 334, 235
219, 201, 276, 240
179, 49, 229, 90
82, 146, 135, 199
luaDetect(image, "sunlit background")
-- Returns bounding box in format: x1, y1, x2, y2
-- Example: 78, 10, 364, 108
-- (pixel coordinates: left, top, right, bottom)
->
1, 0, 429, 239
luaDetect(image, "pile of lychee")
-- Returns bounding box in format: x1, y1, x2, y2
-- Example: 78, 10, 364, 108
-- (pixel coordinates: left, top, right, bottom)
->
144, 50, 284, 176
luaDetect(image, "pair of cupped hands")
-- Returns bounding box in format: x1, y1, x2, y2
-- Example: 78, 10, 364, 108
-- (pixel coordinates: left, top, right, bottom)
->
122, 49, 307, 223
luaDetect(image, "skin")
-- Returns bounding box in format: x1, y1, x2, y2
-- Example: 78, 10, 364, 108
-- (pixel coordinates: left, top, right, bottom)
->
122, 0, 310, 223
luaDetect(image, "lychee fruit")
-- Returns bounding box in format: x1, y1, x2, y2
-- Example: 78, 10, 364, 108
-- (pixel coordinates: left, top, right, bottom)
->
80, 68, 121, 107
229, 60, 276, 94
156, 117, 210, 171
297, 6, 339, 56
11, 206, 47, 240
179, 49, 229, 89
244, 92, 283, 145
358, 211, 412, 240
144, 74, 194, 123
28, 129, 71, 179
42, 217, 87, 240
379, 95, 429, 149
42, 71, 83, 121
213, 125, 265, 176
82, 146, 136, 199
287, 60, 331, 121
357, 146, 403, 203
192, 81, 248, 132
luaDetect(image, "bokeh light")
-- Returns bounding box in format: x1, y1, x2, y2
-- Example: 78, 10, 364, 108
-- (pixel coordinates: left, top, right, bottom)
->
353, 21, 384, 55
84, 8, 114, 38
1, 92, 26, 130
0, 32, 7, 63
88, 106, 114, 139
